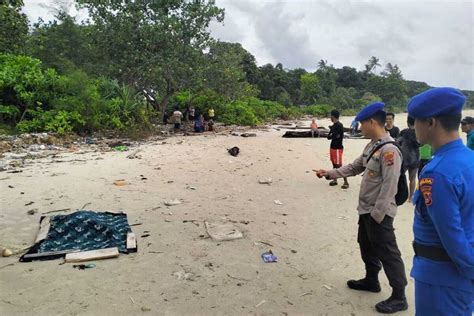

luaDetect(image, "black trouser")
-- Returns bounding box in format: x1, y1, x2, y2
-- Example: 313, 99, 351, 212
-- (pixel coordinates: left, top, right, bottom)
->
357, 214, 407, 291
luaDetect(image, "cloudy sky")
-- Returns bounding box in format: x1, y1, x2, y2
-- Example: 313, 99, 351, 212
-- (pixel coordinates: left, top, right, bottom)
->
23, 0, 474, 90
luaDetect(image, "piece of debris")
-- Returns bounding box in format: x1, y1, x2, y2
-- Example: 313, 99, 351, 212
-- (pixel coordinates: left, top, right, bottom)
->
2, 249, 13, 257
114, 145, 128, 152
141, 234, 150, 238
204, 221, 243, 241
114, 179, 127, 186
42, 208, 71, 215
322, 284, 333, 291
172, 270, 195, 281
255, 300, 266, 308
258, 178, 272, 185
338, 215, 348, 220
127, 149, 142, 159
241, 133, 257, 138
227, 146, 240, 157
300, 291, 313, 297
8, 185, 14, 188
26, 209, 38, 215
164, 199, 182, 206
72, 263, 96, 270
139, 175, 147, 180
25, 201, 34, 206
274, 200, 283, 205
261, 250, 277, 263
141, 307, 151, 312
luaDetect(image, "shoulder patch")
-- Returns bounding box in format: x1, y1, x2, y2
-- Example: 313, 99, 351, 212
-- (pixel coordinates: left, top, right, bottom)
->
383, 151, 395, 166
419, 177, 433, 206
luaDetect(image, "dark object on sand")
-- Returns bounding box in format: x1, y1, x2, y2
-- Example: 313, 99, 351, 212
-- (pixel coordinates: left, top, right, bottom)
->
228, 146, 240, 157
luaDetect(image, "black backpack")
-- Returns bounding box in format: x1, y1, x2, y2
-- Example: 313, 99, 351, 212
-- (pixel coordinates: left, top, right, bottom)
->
366, 141, 409, 206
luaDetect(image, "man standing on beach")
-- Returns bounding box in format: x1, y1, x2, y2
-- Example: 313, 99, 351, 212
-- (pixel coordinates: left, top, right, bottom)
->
461, 116, 474, 150
407, 87, 474, 315
327, 110, 349, 189
315, 102, 408, 314
385, 112, 400, 138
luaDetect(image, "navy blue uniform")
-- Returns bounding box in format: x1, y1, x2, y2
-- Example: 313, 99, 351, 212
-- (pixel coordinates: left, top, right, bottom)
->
411, 139, 474, 315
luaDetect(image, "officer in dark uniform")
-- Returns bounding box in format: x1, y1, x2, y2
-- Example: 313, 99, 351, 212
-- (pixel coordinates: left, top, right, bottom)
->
315, 102, 408, 313
408, 87, 474, 315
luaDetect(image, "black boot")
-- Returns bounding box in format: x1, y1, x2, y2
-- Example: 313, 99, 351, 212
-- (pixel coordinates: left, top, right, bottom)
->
346, 278, 381, 293
375, 296, 408, 314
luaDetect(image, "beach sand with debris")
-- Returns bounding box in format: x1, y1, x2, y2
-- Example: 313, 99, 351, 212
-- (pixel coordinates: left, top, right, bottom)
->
1, 111, 473, 315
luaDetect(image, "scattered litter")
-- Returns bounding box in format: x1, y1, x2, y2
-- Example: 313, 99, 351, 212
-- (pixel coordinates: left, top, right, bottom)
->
274, 200, 283, 205
255, 300, 266, 308
130, 296, 135, 304
186, 186, 196, 190
176, 140, 185, 144
114, 179, 127, 186
173, 270, 195, 281
42, 208, 71, 215
227, 146, 240, 157
127, 149, 142, 159
256, 241, 273, 247
205, 221, 243, 241
338, 215, 348, 220
322, 284, 333, 291
261, 250, 277, 263
25, 201, 34, 206
2, 249, 13, 257
141, 307, 151, 312
164, 199, 182, 206
114, 145, 128, 152
72, 263, 96, 270
26, 209, 38, 215
299, 291, 313, 297
141, 234, 150, 238
8, 185, 14, 188
258, 178, 272, 185
241, 133, 257, 138
139, 175, 147, 180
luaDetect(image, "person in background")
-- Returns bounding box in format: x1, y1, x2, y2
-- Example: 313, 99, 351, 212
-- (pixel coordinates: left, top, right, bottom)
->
310, 119, 319, 137
208, 107, 215, 121
350, 119, 360, 136
461, 116, 474, 150
327, 110, 349, 189
398, 116, 419, 201
172, 107, 183, 131
194, 114, 205, 133
207, 118, 215, 132
189, 106, 196, 121
407, 87, 474, 315
385, 112, 400, 138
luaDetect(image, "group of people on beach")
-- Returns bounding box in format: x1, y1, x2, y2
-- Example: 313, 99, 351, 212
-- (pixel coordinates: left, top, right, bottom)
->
314, 87, 473, 315
164, 107, 215, 133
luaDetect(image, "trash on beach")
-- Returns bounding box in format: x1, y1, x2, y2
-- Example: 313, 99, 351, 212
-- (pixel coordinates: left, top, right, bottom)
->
255, 300, 266, 308
114, 145, 128, 151
173, 269, 195, 281
258, 177, 272, 185
274, 200, 283, 205
322, 284, 333, 291
2, 249, 13, 257
72, 263, 96, 270
114, 179, 127, 186
261, 250, 277, 263
227, 146, 240, 157
204, 221, 243, 241
241, 133, 256, 138
164, 199, 182, 206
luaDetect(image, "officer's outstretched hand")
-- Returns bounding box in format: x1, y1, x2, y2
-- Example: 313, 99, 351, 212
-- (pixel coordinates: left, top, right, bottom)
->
313, 169, 329, 178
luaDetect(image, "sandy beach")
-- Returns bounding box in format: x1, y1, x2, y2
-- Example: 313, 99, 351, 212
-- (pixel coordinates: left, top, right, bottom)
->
1, 110, 473, 316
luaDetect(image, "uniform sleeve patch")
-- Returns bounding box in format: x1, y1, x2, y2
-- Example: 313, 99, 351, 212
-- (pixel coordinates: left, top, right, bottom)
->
419, 178, 433, 206
383, 151, 395, 166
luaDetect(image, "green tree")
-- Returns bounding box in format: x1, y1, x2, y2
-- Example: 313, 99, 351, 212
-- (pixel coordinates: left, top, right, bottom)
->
0, 0, 29, 54
300, 73, 323, 104
77, 0, 224, 118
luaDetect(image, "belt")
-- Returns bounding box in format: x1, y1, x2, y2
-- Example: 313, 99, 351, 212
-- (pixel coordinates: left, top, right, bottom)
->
413, 241, 451, 262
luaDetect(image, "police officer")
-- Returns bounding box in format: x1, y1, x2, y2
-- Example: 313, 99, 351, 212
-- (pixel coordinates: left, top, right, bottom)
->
315, 102, 408, 313
407, 87, 474, 315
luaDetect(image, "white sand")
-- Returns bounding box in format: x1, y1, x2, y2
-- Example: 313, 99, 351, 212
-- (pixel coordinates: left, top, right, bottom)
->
1, 110, 473, 315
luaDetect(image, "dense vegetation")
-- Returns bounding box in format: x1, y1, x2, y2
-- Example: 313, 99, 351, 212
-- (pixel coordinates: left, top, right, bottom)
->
1, 0, 472, 135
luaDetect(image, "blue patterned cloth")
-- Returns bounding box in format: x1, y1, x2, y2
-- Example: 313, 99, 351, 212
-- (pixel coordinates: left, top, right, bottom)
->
36, 210, 130, 253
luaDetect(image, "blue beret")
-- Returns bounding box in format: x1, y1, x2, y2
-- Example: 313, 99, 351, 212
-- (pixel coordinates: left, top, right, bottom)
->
355, 102, 385, 122
407, 87, 466, 119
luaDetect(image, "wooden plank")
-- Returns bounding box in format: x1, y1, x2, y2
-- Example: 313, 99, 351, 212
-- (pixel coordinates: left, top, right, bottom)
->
64, 247, 119, 263
126, 232, 137, 252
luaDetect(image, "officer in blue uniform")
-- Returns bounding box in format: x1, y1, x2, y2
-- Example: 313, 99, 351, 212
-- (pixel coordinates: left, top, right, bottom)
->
407, 87, 474, 315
